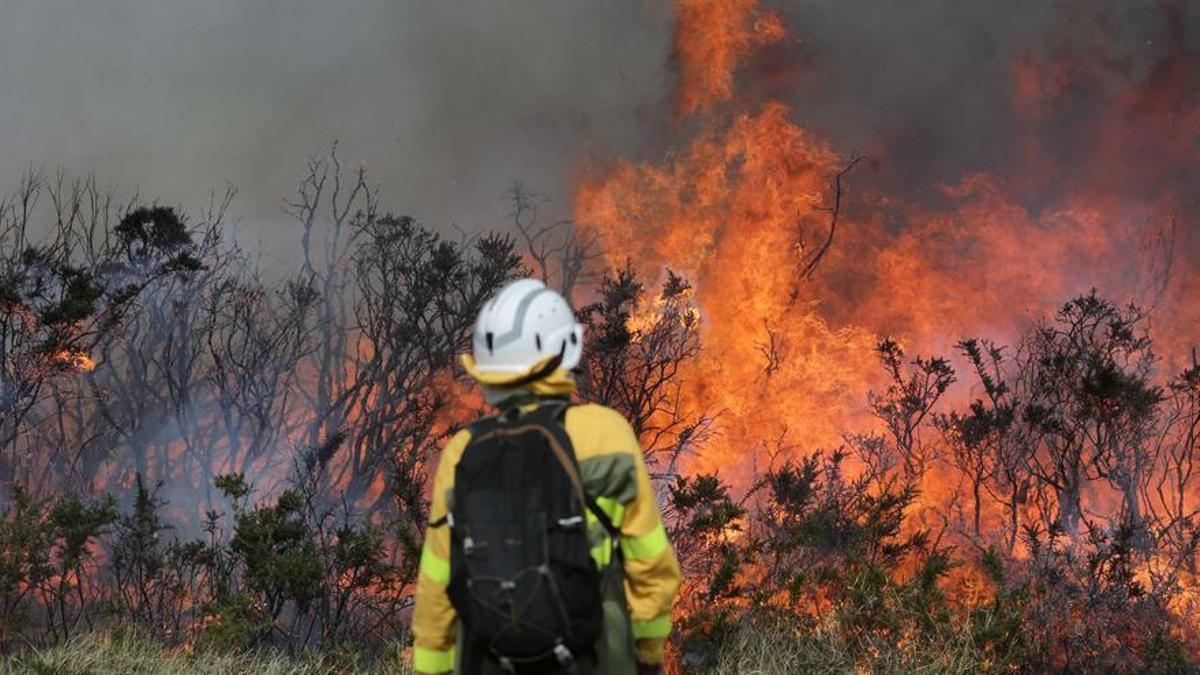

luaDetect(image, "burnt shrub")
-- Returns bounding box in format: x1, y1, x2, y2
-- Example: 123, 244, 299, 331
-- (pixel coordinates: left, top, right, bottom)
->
0, 487, 53, 647
668, 448, 966, 671
998, 520, 1190, 672
111, 475, 191, 637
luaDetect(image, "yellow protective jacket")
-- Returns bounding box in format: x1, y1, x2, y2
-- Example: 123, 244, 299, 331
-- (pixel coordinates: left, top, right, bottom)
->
412, 400, 682, 674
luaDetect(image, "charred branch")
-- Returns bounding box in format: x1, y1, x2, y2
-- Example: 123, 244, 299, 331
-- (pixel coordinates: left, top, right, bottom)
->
795, 154, 864, 287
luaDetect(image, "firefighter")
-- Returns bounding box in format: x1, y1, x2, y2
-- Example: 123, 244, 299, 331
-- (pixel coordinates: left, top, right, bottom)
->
412, 278, 681, 675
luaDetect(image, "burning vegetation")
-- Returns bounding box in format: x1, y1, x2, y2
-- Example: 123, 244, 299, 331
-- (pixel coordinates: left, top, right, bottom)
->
572, 0, 1200, 671
0, 1, 1197, 672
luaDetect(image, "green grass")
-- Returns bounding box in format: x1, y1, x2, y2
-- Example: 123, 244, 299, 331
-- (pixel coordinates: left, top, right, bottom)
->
0, 632, 415, 675
0, 628, 1000, 675
0, 618, 1010, 674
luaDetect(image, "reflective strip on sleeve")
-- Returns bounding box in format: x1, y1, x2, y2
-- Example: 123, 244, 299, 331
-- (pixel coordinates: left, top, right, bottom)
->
414, 645, 455, 673
589, 495, 626, 529
589, 541, 613, 568
419, 543, 450, 585
632, 614, 672, 639
621, 521, 669, 560
586, 496, 626, 569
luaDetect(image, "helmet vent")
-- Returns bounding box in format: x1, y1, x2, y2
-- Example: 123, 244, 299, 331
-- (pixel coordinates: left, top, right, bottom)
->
570, 332, 578, 345
485, 332, 495, 354
535, 334, 543, 351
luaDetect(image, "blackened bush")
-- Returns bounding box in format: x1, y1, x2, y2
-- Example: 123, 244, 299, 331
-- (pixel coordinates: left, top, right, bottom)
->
665, 473, 746, 669
112, 475, 175, 632
0, 487, 53, 647
1004, 521, 1190, 672
669, 447, 963, 671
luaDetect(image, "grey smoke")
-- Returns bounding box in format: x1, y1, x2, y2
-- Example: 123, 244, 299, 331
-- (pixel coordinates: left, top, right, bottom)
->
0, 0, 672, 266
771, 0, 1198, 208
2, 1, 1195, 268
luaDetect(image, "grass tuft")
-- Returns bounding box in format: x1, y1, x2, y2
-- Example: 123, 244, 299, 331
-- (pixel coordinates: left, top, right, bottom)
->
0, 632, 414, 675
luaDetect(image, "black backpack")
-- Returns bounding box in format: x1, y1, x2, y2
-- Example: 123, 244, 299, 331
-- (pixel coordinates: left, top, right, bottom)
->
445, 401, 618, 673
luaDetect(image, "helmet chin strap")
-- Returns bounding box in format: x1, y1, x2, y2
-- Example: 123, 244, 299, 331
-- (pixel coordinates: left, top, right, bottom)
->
501, 342, 567, 388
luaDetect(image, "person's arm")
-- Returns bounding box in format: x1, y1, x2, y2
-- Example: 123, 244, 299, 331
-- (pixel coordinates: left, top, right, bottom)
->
617, 428, 682, 667
412, 430, 470, 675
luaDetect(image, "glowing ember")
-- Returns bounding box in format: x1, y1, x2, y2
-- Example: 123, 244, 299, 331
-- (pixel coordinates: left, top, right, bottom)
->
53, 349, 96, 372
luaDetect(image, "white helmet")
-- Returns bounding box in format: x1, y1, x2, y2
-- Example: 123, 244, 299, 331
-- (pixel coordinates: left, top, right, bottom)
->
462, 278, 584, 385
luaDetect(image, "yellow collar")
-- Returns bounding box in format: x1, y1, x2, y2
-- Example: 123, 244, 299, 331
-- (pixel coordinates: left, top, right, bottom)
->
461, 353, 578, 397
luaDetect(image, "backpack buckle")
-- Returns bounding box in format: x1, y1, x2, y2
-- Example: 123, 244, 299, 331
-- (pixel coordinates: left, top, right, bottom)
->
553, 643, 574, 666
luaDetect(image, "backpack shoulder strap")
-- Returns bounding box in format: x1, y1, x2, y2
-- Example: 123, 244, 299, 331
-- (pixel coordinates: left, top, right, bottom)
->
528, 401, 622, 541
426, 418, 498, 529
443, 402, 622, 541
466, 414, 499, 437
585, 493, 621, 541
523, 398, 570, 425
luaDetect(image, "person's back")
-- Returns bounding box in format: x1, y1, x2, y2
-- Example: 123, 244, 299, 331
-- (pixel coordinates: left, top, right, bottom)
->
412, 279, 681, 675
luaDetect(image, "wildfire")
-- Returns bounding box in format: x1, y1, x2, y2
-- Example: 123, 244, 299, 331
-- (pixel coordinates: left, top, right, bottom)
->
577, 49, 880, 477
625, 283, 701, 335
52, 349, 96, 372
575, 0, 1198, 481
573, 3, 1200, 655
671, 0, 784, 117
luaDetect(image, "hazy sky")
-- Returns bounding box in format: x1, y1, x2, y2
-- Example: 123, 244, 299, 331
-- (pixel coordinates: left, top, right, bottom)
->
2, 1, 1194, 269
0, 1, 673, 265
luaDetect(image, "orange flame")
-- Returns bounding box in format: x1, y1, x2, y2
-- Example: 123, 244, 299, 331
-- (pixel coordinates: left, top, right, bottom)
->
672, 0, 784, 117
53, 349, 96, 372
575, 0, 1200, 499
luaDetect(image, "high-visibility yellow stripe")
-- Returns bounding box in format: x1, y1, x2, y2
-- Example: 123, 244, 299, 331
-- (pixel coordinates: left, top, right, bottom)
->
632, 614, 672, 639
589, 496, 625, 527
621, 522, 669, 560
414, 645, 455, 673
419, 544, 450, 585
587, 496, 625, 569
590, 542, 612, 568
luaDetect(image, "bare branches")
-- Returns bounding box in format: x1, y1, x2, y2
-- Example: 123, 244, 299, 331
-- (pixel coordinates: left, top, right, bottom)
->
796, 154, 865, 284
1137, 214, 1179, 311
576, 267, 702, 469
283, 142, 377, 282
508, 181, 599, 297
867, 338, 956, 481
754, 320, 781, 376
0, 171, 207, 490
